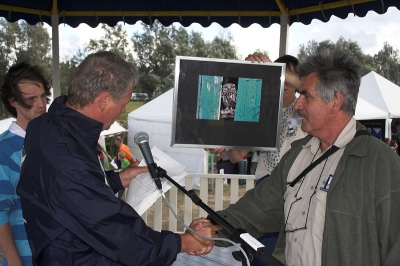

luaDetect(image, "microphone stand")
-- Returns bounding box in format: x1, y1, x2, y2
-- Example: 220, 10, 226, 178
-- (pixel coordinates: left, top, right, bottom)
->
153, 165, 284, 266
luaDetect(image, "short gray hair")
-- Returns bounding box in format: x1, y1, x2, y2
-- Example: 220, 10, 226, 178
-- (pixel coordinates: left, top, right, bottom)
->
297, 49, 361, 116
68, 51, 138, 109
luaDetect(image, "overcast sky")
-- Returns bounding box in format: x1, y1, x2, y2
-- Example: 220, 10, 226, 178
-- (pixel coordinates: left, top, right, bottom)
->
54, 6, 400, 62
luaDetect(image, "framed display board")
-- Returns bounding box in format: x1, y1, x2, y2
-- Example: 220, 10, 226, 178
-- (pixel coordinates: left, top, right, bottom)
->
171, 56, 285, 151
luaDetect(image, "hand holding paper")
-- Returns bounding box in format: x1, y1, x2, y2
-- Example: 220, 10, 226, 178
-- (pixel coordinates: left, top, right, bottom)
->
125, 146, 187, 215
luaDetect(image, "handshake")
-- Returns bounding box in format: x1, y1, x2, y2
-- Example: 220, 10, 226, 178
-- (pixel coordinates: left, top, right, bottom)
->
181, 217, 222, 255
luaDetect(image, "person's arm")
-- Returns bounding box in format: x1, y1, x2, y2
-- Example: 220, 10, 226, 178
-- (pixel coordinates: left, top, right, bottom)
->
244, 52, 300, 89
118, 165, 149, 188
0, 222, 22, 266
0, 157, 23, 266
207, 147, 249, 163
121, 146, 135, 164
55, 170, 220, 265
285, 69, 301, 89
104, 165, 148, 193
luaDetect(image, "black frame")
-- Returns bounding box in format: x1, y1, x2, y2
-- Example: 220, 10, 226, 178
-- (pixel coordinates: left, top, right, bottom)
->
171, 56, 285, 151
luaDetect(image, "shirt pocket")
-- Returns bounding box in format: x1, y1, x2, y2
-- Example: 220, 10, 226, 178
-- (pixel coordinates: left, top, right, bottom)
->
309, 189, 327, 238
284, 182, 303, 230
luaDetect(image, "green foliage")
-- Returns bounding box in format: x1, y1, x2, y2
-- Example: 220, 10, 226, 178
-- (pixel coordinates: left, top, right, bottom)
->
132, 21, 176, 98
131, 21, 238, 98
15, 22, 52, 78
60, 60, 78, 96
374, 42, 400, 86
209, 34, 238, 59
297, 37, 377, 76
86, 24, 135, 63
297, 37, 400, 85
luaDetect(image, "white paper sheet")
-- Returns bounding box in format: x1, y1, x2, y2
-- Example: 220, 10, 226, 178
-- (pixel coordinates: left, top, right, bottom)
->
125, 146, 187, 215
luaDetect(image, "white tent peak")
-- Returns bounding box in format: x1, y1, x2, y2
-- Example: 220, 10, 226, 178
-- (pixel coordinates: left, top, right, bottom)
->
129, 89, 173, 123
100, 121, 128, 138
358, 71, 400, 118
355, 97, 387, 120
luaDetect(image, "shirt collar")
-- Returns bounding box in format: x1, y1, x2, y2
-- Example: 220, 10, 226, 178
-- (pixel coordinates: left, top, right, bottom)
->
8, 121, 25, 138
303, 117, 357, 155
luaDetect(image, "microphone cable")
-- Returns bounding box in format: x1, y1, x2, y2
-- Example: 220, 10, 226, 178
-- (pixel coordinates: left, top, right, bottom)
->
158, 189, 251, 266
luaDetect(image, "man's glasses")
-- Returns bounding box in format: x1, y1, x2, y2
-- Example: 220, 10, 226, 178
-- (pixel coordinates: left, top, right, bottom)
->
284, 190, 317, 233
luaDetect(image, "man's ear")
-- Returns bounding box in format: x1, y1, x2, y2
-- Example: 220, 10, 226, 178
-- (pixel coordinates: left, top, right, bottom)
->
96, 93, 111, 111
331, 92, 344, 113
8, 98, 16, 108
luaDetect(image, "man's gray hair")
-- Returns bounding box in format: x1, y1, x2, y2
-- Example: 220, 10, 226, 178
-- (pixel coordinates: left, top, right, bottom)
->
297, 49, 361, 116
68, 51, 138, 109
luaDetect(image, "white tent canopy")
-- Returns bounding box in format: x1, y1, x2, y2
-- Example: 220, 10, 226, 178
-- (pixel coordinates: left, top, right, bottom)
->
100, 121, 128, 138
0, 117, 16, 134
127, 89, 204, 174
357, 71, 400, 118
353, 71, 400, 138
354, 97, 388, 120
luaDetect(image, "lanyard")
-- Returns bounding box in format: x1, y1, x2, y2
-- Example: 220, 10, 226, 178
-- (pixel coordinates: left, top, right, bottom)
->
289, 130, 371, 187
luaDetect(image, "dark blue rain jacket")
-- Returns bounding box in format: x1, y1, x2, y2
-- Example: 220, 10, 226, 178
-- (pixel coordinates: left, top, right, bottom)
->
17, 96, 181, 266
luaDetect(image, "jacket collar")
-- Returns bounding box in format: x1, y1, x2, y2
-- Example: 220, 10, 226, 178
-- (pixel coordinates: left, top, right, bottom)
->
302, 118, 358, 155
48, 95, 104, 152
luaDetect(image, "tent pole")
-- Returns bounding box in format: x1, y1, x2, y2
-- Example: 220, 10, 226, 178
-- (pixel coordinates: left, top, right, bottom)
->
279, 13, 289, 57
51, 4, 60, 98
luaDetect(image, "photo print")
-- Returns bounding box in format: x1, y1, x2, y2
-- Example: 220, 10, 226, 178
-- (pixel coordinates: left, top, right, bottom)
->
196, 75, 262, 122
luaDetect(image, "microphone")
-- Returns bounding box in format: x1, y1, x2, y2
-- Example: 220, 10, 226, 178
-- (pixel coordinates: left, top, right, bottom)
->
134, 132, 162, 190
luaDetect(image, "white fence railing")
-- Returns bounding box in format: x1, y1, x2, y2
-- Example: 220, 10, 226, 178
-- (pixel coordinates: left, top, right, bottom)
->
140, 173, 255, 232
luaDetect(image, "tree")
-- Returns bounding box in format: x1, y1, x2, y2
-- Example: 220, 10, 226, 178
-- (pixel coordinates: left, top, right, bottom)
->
187, 31, 210, 57
297, 37, 376, 76
208, 34, 238, 59
59, 24, 136, 96
59, 59, 78, 96
374, 42, 400, 86
0, 19, 52, 119
132, 21, 238, 98
15, 22, 52, 78
132, 21, 176, 98
86, 24, 134, 63
59, 47, 88, 96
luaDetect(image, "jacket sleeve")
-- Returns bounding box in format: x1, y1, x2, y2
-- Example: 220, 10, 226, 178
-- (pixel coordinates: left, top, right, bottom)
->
214, 159, 288, 245
53, 170, 181, 265
105, 170, 124, 193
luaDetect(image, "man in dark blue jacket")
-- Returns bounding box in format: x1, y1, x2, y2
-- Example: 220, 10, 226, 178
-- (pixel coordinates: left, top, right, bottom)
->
17, 51, 221, 266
